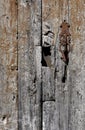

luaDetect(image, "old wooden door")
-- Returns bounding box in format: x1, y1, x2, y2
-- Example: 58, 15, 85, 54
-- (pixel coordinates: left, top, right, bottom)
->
0, 0, 85, 130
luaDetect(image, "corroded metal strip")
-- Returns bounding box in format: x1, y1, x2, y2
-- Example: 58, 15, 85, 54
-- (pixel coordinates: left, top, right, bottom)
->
59, 20, 71, 64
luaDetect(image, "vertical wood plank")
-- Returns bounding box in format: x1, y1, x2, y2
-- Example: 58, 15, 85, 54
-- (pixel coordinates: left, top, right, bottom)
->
68, 0, 85, 130
42, 1, 59, 130
55, 1, 70, 130
43, 102, 55, 130
0, 0, 18, 129
18, 0, 30, 129
18, 0, 42, 130
42, 0, 71, 130
33, 46, 42, 130
42, 67, 55, 101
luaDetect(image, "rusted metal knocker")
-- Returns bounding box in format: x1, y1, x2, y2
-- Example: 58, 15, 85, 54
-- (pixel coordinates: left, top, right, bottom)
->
59, 20, 71, 64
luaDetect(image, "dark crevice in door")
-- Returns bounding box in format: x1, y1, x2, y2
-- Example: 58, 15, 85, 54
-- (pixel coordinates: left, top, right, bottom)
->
41, 0, 43, 130
41, 46, 51, 67
62, 64, 67, 83
16, 0, 22, 130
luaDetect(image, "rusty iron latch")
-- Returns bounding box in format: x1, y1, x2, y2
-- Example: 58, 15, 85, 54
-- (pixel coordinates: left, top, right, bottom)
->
59, 20, 71, 64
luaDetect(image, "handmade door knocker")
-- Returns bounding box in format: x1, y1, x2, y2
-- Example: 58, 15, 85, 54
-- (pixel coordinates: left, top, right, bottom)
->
59, 20, 71, 64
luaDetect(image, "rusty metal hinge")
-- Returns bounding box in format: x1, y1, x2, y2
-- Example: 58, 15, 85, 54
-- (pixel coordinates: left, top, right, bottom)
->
59, 20, 71, 64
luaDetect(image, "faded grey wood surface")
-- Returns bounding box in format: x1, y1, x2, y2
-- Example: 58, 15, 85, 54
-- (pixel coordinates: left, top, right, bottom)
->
42, 67, 55, 101
0, 0, 85, 130
18, 0, 42, 130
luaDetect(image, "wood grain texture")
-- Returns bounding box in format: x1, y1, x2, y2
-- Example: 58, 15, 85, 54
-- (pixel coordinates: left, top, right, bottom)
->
68, 0, 85, 130
42, 1, 71, 130
18, 0, 30, 129
0, 0, 85, 130
42, 67, 55, 101
43, 101, 55, 130
0, 0, 18, 129
55, 1, 71, 130
18, 0, 42, 130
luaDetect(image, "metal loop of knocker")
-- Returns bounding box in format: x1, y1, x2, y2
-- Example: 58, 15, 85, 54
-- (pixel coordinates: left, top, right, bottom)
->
59, 19, 71, 82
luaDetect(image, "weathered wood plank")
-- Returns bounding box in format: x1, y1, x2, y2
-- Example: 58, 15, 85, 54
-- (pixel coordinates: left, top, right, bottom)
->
18, 0, 42, 130
29, 0, 42, 46
68, 0, 85, 130
0, 1, 84, 130
0, 0, 18, 129
30, 46, 42, 130
42, 67, 55, 101
55, 1, 71, 130
18, 0, 31, 129
42, 0, 59, 36
43, 101, 55, 130
42, 1, 70, 130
